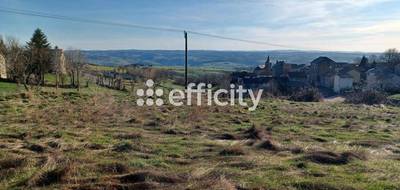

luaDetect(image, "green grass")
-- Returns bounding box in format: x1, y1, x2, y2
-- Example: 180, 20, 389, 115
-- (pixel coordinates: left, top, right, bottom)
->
0, 82, 400, 189
389, 94, 400, 100
0, 81, 20, 95
87, 64, 114, 72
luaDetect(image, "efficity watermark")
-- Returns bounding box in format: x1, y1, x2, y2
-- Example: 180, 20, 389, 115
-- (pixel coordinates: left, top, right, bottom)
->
136, 79, 263, 111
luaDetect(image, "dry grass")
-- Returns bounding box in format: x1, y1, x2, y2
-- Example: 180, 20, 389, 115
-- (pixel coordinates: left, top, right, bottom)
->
0, 88, 400, 189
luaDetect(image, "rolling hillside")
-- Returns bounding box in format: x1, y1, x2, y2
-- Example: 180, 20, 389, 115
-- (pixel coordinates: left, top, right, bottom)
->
83, 50, 378, 69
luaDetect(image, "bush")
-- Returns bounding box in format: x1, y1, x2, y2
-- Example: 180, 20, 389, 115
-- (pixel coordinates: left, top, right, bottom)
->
289, 88, 322, 102
345, 90, 387, 105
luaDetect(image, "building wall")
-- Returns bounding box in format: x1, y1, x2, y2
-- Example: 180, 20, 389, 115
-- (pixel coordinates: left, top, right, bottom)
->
320, 75, 334, 88
0, 54, 6, 79
366, 72, 378, 90
334, 75, 353, 93
395, 64, 400, 75
347, 70, 361, 84
53, 50, 67, 75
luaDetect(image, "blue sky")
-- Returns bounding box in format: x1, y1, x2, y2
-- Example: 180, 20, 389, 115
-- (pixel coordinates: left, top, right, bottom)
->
0, 0, 399, 52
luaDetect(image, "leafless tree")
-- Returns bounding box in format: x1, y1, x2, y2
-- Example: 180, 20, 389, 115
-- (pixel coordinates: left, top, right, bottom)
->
3, 37, 31, 90
65, 49, 86, 91
382, 48, 400, 67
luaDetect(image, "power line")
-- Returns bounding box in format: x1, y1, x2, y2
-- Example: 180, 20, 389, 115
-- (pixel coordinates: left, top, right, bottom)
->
0, 7, 183, 33
0, 6, 311, 50
186, 31, 302, 49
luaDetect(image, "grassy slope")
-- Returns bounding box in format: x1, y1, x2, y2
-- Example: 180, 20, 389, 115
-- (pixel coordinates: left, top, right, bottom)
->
0, 85, 399, 189
0, 81, 20, 95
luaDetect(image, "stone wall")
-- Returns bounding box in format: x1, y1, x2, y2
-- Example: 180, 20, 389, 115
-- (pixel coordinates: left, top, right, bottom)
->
0, 54, 6, 79
53, 49, 67, 75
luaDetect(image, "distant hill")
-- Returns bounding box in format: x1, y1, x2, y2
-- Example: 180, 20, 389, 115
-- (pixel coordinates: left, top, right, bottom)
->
82, 50, 378, 69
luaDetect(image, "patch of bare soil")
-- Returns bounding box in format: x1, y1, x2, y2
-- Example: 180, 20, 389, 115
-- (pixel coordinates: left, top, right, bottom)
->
349, 140, 391, 148
257, 139, 281, 151
293, 181, 356, 190
303, 151, 367, 165
219, 145, 247, 156
243, 125, 267, 140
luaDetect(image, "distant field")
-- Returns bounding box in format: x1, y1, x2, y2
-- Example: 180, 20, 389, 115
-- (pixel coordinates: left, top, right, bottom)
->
83, 49, 375, 68
389, 94, 400, 100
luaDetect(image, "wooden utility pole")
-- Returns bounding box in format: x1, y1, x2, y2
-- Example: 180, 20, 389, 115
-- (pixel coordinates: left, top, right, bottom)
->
184, 31, 188, 89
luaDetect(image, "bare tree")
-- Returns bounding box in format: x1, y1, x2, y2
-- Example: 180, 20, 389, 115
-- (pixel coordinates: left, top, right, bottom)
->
382, 48, 400, 67
3, 37, 30, 90
65, 49, 86, 91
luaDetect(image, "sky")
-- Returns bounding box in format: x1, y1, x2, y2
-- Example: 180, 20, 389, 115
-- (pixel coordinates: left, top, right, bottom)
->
0, 0, 399, 52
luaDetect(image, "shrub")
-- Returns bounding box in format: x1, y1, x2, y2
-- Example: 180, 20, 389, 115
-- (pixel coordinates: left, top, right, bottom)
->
289, 88, 322, 102
345, 90, 387, 105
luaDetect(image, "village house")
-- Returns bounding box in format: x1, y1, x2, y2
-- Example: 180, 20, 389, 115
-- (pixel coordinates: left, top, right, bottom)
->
0, 53, 6, 79
366, 65, 400, 92
253, 56, 272, 76
233, 55, 392, 94
272, 60, 292, 77
309, 56, 336, 87
52, 48, 67, 76
358, 56, 374, 82
336, 64, 361, 84
333, 73, 353, 93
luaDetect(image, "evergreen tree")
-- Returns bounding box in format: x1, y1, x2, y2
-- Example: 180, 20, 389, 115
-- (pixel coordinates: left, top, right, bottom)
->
26, 28, 52, 85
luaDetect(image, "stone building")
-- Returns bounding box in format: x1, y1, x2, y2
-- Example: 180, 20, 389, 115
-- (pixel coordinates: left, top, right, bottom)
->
52, 48, 67, 75
333, 73, 353, 93
254, 56, 272, 76
0, 53, 6, 79
366, 66, 400, 92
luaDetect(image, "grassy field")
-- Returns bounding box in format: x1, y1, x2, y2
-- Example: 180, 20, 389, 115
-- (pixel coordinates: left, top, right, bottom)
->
0, 83, 400, 190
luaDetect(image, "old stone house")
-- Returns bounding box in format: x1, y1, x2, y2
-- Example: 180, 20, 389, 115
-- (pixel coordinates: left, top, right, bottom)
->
52, 48, 67, 75
254, 56, 272, 76
338, 65, 361, 84
333, 73, 353, 93
0, 53, 6, 79
272, 60, 291, 77
309, 57, 336, 86
366, 66, 400, 92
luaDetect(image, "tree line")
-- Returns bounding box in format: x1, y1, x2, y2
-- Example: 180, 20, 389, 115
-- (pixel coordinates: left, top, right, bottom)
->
0, 28, 86, 91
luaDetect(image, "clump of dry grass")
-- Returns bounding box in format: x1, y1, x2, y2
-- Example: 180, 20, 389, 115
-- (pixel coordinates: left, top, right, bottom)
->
114, 170, 184, 184
293, 181, 356, 190
24, 143, 46, 153
0, 156, 25, 171
219, 145, 247, 156
97, 162, 130, 174
303, 151, 367, 165
243, 124, 266, 140
114, 132, 142, 140
112, 142, 134, 152
28, 156, 71, 187
257, 139, 282, 151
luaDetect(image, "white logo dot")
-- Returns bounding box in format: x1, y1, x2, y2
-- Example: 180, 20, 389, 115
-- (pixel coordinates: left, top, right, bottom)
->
155, 89, 163, 96
146, 99, 154, 106
137, 99, 144, 106
136, 89, 144, 96
146, 79, 154, 87
155, 99, 164, 106
146, 89, 154, 96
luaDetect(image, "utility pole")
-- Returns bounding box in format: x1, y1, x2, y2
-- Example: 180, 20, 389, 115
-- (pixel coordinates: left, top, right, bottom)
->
184, 31, 188, 89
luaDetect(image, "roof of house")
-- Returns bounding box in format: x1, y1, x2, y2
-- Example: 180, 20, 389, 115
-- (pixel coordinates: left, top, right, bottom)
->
288, 71, 307, 78
311, 57, 336, 65
336, 73, 353, 78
